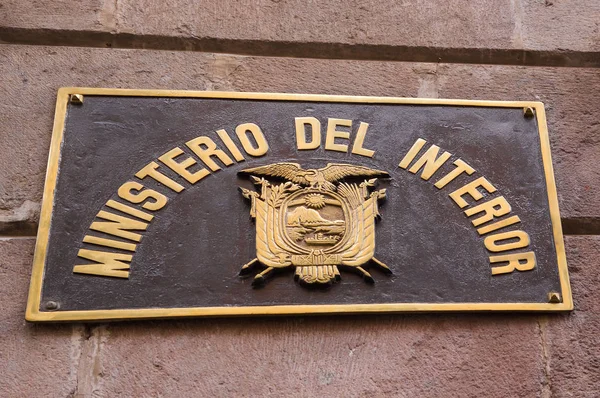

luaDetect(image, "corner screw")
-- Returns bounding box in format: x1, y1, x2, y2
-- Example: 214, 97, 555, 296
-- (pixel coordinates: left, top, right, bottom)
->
45, 301, 59, 311
548, 292, 562, 303
523, 107, 535, 118
69, 94, 84, 104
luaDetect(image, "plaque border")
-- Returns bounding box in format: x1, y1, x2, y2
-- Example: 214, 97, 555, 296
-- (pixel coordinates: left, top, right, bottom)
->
25, 88, 573, 322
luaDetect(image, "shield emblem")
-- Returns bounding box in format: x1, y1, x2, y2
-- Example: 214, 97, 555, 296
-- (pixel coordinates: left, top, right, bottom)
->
283, 190, 348, 253
238, 163, 393, 287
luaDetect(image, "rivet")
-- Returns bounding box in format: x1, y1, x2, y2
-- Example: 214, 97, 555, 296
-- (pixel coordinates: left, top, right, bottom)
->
69, 94, 84, 104
45, 301, 59, 310
548, 292, 562, 303
523, 107, 535, 118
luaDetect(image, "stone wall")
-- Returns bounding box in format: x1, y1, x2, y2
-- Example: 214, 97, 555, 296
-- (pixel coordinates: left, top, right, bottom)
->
1, 2, 599, 397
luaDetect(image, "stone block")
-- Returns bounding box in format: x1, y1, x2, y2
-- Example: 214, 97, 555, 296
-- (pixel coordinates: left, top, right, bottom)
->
522, 0, 600, 52
545, 236, 600, 397
114, 0, 517, 49
0, 0, 516, 49
0, 238, 77, 397
0, 0, 112, 32
93, 315, 544, 397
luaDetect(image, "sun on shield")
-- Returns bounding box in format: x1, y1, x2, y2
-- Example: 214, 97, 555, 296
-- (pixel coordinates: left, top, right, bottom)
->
238, 162, 392, 288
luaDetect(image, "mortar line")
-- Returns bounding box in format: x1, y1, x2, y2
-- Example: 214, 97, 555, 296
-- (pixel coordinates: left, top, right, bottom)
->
71, 324, 106, 397
1, 28, 599, 68
537, 316, 553, 398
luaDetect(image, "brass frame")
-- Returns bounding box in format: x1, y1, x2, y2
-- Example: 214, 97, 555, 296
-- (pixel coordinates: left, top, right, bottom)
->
25, 87, 573, 322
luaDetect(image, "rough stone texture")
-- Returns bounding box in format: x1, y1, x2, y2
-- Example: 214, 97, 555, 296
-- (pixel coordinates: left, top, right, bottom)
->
0, 0, 519, 48
1, 1, 599, 66
0, 238, 77, 397
545, 236, 600, 398
0, 0, 111, 32
1, 45, 599, 233
89, 316, 545, 397
115, 0, 517, 48
522, 0, 600, 52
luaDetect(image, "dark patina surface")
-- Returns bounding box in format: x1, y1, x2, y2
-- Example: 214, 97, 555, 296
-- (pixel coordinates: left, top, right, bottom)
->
39, 96, 560, 312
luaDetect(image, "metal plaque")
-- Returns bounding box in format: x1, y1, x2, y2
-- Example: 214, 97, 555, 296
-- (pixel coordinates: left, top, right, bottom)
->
26, 88, 572, 322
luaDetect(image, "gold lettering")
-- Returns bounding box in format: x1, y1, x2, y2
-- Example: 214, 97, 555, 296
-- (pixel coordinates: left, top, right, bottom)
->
135, 162, 184, 193
434, 159, 475, 189
159, 147, 210, 184
235, 123, 269, 156
398, 138, 427, 169
477, 215, 521, 235
295, 117, 321, 150
90, 210, 149, 242
408, 145, 452, 180
105, 200, 154, 222
449, 177, 497, 208
325, 118, 351, 152
484, 230, 530, 252
117, 182, 167, 211
186, 136, 234, 172
351, 122, 375, 157
216, 129, 245, 162
464, 196, 511, 227
74, 249, 132, 278
83, 235, 137, 252
490, 251, 536, 275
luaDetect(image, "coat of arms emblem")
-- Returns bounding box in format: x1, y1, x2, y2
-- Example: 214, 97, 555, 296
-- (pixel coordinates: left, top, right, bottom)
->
239, 162, 391, 287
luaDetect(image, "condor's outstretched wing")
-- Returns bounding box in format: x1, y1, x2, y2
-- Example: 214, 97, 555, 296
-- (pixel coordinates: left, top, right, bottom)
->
320, 163, 389, 183
240, 163, 309, 185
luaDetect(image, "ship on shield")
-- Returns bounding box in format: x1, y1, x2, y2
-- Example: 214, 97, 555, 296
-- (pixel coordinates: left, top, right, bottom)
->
238, 162, 392, 288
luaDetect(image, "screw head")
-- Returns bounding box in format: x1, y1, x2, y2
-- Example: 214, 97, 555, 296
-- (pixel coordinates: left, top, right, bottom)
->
523, 107, 535, 118
548, 292, 562, 303
69, 94, 84, 104
45, 301, 59, 310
